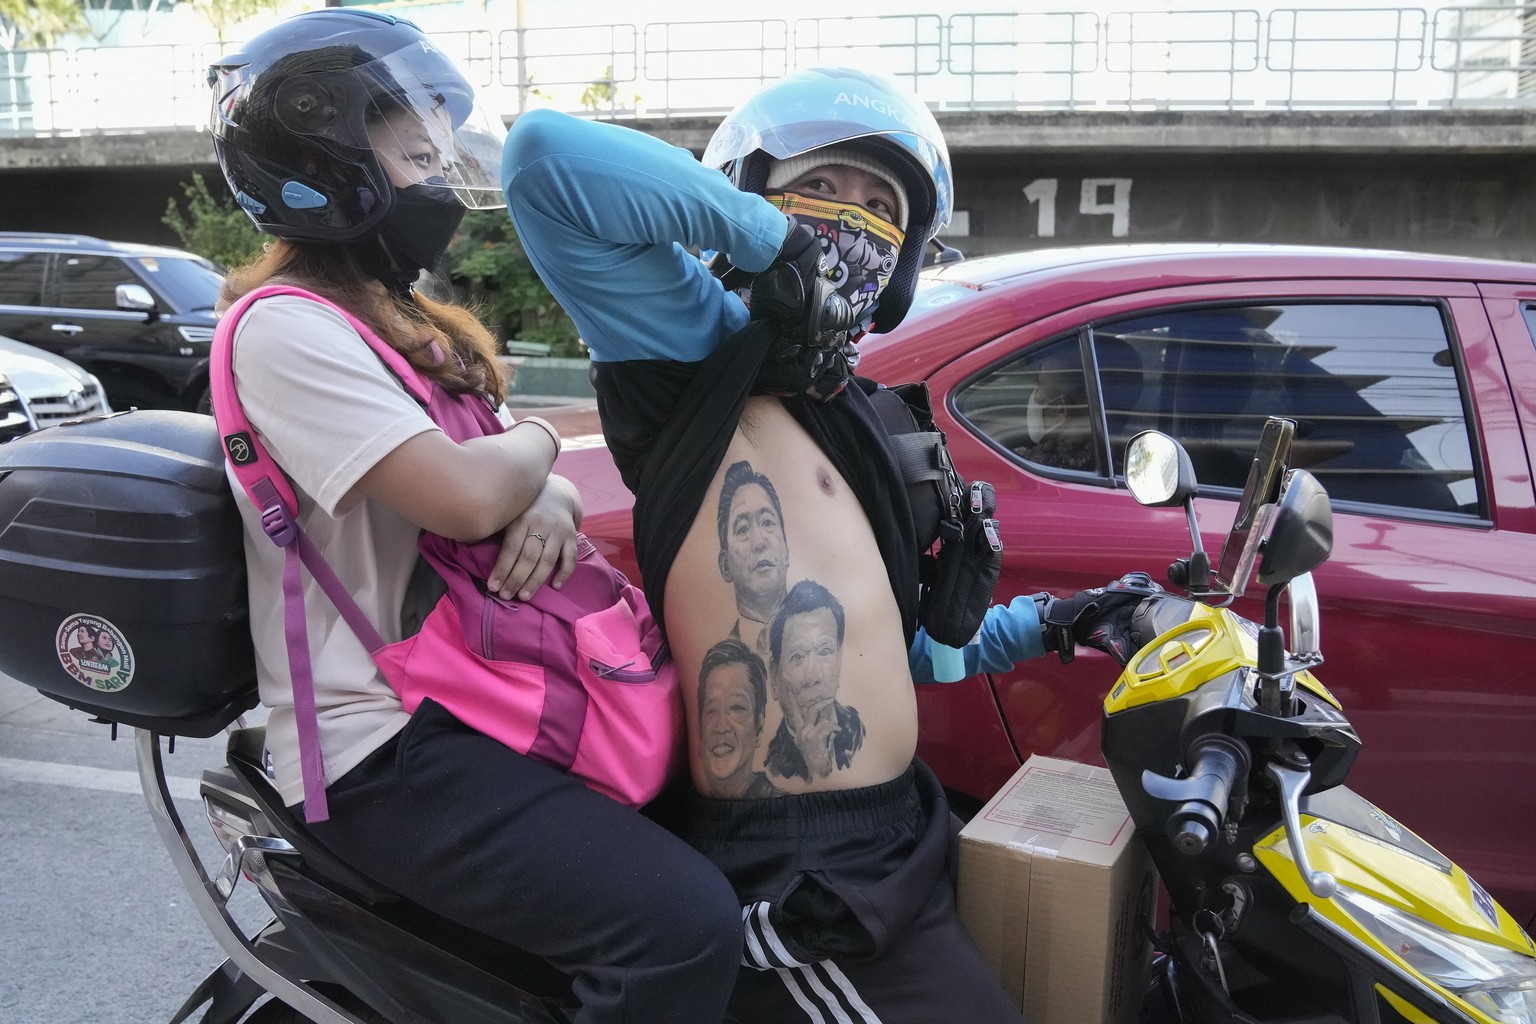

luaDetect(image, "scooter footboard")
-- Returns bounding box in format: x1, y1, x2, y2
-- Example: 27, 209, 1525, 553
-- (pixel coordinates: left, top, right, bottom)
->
258, 858, 571, 1024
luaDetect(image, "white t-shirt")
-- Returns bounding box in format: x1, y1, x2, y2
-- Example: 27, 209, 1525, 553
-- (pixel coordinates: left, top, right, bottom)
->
229, 294, 440, 806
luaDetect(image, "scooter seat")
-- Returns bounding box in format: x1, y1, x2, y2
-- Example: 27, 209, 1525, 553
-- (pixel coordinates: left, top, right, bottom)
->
226, 726, 400, 905
223, 727, 575, 1001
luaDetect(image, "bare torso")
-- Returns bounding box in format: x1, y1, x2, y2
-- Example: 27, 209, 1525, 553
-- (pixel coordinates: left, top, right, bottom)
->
667, 396, 918, 798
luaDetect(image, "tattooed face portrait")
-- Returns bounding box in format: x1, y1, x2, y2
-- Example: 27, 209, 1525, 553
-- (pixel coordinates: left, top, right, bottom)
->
697, 639, 781, 799
765, 579, 864, 782
716, 461, 789, 630
700, 641, 764, 779
774, 604, 842, 736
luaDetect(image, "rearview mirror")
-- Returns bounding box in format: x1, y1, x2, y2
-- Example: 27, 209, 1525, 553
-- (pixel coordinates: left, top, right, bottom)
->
1257, 469, 1332, 587
1125, 430, 1196, 507
1125, 430, 1213, 595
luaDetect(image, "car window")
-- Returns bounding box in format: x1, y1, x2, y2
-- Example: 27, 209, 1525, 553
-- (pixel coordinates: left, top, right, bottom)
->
957, 302, 1482, 518
955, 336, 1107, 476
132, 255, 224, 313
0, 252, 49, 306
1520, 303, 1536, 347
55, 254, 142, 311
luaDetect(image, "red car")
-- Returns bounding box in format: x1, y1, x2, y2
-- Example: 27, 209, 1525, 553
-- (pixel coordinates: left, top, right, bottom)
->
550, 244, 1536, 927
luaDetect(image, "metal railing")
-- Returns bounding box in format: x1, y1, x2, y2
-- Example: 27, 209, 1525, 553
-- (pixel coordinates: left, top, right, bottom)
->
5, 6, 1536, 137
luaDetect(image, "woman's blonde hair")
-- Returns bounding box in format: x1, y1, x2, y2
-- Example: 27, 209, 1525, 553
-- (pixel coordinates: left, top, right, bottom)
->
219, 240, 507, 402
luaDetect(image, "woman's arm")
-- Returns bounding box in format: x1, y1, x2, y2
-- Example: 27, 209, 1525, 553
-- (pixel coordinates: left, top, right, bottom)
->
234, 296, 560, 542
502, 108, 790, 363
344, 416, 561, 541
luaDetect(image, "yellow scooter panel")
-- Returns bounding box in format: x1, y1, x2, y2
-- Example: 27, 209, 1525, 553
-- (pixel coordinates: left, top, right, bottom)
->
1104, 605, 1340, 714
1253, 803, 1536, 1023
1254, 815, 1531, 951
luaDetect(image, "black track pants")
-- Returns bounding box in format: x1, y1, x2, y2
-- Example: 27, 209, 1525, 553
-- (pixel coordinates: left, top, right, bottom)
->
305, 698, 741, 1024
676, 761, 1025, 1024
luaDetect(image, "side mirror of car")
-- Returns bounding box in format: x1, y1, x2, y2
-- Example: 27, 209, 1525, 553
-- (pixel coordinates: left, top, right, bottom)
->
116, 284, 157, 318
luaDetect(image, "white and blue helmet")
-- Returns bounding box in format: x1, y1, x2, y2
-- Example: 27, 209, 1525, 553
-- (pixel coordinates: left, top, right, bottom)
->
703, 66, 953, 333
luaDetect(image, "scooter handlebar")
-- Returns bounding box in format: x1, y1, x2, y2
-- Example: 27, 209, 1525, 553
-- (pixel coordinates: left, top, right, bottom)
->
1169, 801, 1220, 855
1141, 735, 1251, 856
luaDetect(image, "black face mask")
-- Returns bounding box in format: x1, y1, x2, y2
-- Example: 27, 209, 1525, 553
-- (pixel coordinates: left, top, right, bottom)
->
374, 178, 465, 293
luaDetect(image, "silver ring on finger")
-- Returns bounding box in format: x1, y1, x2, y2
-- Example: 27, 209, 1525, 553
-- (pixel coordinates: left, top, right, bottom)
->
529, 532, 546, 544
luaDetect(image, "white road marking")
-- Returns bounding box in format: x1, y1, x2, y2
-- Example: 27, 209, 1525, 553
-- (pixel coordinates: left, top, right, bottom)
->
0, 755, 200, 800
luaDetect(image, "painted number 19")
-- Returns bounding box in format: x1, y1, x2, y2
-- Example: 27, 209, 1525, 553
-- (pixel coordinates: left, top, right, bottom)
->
1023, 178, 1133, 238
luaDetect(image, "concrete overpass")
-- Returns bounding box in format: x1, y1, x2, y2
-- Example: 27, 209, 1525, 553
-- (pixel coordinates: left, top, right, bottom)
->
7, 107, 1536, 262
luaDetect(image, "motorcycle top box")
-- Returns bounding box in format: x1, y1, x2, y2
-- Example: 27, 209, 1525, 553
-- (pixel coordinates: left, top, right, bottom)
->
0, 409, 256, 736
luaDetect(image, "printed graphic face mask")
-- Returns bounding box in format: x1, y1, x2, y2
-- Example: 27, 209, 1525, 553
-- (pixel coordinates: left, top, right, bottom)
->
762, 192, 906, 330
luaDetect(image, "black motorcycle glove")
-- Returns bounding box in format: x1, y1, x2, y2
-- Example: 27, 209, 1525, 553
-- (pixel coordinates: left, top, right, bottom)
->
1036, 571, 1163, 665
750, 222, 857, 401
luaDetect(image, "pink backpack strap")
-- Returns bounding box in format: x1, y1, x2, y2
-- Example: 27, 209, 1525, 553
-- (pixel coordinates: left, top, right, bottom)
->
211, 284, 428, 823
212, 284, 432, 518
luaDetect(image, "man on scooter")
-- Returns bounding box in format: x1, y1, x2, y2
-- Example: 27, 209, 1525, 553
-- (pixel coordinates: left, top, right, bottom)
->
502, 65, 1145, 1022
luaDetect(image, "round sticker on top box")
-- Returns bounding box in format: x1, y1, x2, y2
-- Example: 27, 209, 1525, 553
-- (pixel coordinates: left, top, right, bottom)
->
55, 613, 136, 693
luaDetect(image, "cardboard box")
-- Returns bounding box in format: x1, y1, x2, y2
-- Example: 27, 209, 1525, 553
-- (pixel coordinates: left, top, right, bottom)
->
958, 755, 1155, 1024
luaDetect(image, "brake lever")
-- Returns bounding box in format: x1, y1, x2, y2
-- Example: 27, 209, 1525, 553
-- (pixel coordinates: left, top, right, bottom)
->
1266, 761, 1337, 899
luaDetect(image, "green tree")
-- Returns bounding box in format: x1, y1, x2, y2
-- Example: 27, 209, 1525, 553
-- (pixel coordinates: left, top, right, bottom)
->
161, 171, 266, 269
579, 65, 641, 113
445, 211, 582, 357
0, 0, 88, 49
186, 0, 286, 44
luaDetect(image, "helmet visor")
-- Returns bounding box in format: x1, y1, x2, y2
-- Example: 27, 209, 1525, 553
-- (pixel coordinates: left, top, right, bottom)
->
352, 44, 506, 210
707, 120, 947, 177
701, 67, 952, 234
217, 39, 506, 210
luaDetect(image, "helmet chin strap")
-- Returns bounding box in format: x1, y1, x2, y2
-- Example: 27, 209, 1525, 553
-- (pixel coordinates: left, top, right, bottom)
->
345, 237, 417, 295
374, 237, 423, 295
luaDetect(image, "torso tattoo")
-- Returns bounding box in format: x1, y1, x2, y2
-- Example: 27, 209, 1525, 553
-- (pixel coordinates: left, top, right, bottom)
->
668, 398, 918, 799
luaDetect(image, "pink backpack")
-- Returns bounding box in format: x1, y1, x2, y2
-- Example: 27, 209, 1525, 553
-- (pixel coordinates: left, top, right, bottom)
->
211, 285, 682, 822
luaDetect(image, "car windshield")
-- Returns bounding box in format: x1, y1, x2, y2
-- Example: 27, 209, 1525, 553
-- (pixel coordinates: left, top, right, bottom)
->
130, 255, 224, 312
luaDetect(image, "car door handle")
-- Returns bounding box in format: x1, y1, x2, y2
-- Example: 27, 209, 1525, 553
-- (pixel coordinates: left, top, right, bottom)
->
50, 323, 84, 336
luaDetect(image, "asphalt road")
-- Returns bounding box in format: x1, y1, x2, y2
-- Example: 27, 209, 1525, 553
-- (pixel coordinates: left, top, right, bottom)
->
0, 669, 272, 1024
0, 396, 600, 1024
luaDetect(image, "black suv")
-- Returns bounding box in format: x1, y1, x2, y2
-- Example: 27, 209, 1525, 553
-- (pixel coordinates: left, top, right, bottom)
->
0, 233, 224, 412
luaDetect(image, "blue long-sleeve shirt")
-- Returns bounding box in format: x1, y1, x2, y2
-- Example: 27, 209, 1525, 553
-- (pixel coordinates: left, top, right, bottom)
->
908, 596, 1047, 683
501, 109, 1048, 682
502, 108, 787, 364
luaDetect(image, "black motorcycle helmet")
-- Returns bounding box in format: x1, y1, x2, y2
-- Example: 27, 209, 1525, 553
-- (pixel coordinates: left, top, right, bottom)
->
207, 8, 505, 246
